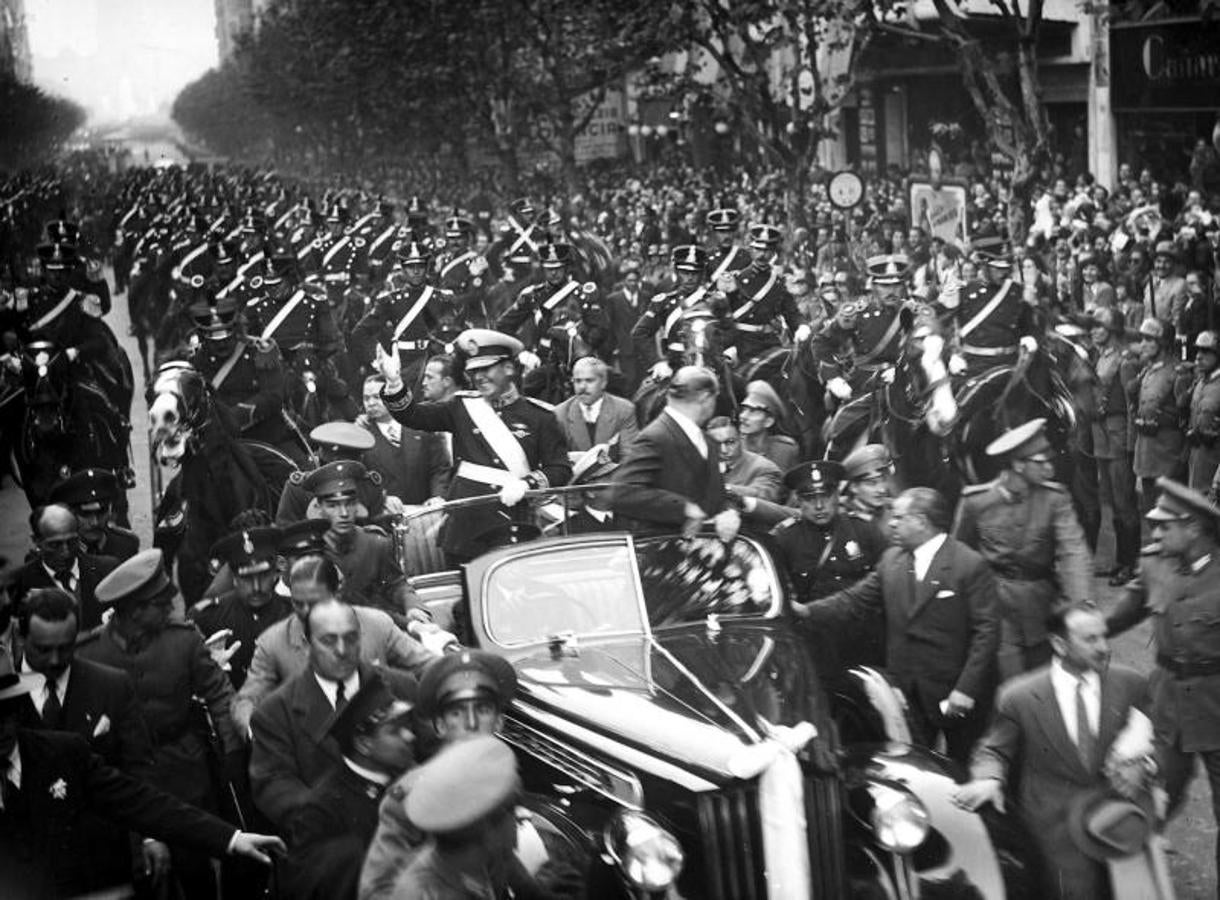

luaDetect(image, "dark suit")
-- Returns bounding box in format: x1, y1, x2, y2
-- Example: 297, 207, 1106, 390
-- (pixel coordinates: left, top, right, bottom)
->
611, 409, 726, 530
0, 730, 235, 900
10, 552, 120, 630
552, 392, 640, 453
603, 284, 651, 390
361, 421, 452, 505
250, 663, 383, 829
805, 538, 999, 763
969, 664, 1149, 899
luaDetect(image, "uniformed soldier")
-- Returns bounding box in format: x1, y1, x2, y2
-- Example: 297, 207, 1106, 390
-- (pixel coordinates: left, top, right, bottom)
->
78, 549, 243, 900
1131, 317, 1190, 510
360, 197, 402, 286
351, 239, 452, 388
809, 299, 865, 399
45, 215, 112, 315
952, 418, 1093, 679
1187, 330, 1220, 491
842, 443, 895, 529
437, 215, 492, 326
496, 242, 605, 362
375, 328, 572, 564
1090, 307, 1141, 585
302, 460, 420, 621
191, 526, 293, 690
181, 282, 292, 450
704, 207, 753, 280
720, 223, 810, 363
49, 467, 140, 560
276, 420, 390, 526
737, 379, 800, 472
1106, 478, 1220, 879
946, 237, 1040, 379
631, 245, 734, 378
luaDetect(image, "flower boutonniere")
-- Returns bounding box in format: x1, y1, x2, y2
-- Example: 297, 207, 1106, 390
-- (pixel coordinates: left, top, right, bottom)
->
49, 778, 68, 800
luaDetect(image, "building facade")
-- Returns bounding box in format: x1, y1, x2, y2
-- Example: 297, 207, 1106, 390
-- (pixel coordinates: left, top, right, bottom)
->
0, 0, 32, 83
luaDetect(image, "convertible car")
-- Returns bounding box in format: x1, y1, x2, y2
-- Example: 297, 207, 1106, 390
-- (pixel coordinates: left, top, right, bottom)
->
410, 530, 1029, 899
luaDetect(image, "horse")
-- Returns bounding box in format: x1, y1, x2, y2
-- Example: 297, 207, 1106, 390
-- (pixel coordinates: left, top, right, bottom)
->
125, 233, 175, 382
631, 307, 741, 427
148, 363, 299, 603
7, 339, 132, 512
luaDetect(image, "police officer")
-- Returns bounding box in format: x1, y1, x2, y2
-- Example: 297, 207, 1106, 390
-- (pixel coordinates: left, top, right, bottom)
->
496, 242, 604, 362
1131, 317, 1190, 510
1107, 478, 1220, 881
948, 237, 1040, 378
437, 215, 492, 326
842, 443, 895, 529
953, 419, 1092, 679
78, 549, 243, 900
49, 467, 140, 560
1187, 330, 1220, 491
631, 245, 734, 378
191, 526, 293, 690
277, 421, 391, 526
375, 329, 572, 564
1089, 307, 1141, 584
704, 207, 753, 280
719, 223, 810, 364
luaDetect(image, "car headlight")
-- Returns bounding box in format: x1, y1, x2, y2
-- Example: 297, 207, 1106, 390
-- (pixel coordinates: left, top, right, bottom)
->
604, 811, 684, 890
868, 783, 930, 854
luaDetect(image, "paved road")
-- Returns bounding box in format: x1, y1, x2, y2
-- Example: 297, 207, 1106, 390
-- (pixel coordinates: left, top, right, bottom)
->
0, 278, 1215, 896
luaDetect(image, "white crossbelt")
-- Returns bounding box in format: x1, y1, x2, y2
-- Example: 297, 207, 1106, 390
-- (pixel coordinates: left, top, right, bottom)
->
456, 461, 518, 487
260, 289, 308, 341
392, 286, 435, 340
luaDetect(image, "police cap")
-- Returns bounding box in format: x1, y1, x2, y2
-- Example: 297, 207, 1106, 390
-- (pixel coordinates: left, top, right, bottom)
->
303, 460, 368, 500
404, 736, 519, 834
95, 549, 174, 606
986, 418, 1052, 460
278, 519, 330, 558
842, 444, 893, 481
784, 460, 845, 496
328, 670, 418, 751
418, 649, 518, 719
210, 526, 281, 578
50, 468, 120, 512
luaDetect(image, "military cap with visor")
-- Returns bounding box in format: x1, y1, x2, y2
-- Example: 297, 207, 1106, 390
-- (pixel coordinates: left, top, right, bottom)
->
210, 526, 282, 577
328, 670, 419, 750
50, 468, 121, 512
417, 649, 518, 719
784, 460, 845, 496
456, 328, 524, 371
95, 548, 175, 606
985, 418, 1052, 460
405, 736, 520, 834
309, 421, 375, 455
277, 519, 330, 558
303, 460, 369, 500
1145, 476, 1220, 523
842, 444, 893, 481
740, 380, 784, 419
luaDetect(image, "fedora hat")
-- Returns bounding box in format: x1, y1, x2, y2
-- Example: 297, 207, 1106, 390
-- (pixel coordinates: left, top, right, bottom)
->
1066, 787, 1155, 861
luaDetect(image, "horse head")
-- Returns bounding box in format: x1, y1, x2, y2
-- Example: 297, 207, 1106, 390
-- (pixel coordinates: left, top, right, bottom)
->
678, 306, 730, 370
20, 340, 72, 441
149, 362, 209, 467
901, 322, 959, 437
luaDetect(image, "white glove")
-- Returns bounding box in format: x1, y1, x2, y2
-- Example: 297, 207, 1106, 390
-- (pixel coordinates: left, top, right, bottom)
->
723, 346, 738, 364
1019, 335, 1038, 353
518, 350, 541, 371
793, 324, 812, 343
498, 478, 529, 506
649, 360, 673, 380
713, 508, 741, 543
383, 495, 406, 516
880, 367, 896, 385
373, 343, 403, 392
948, 353, 967, 375
66, 347, 80, 363
203, 629, 242, 672
827, 376, 852, 400
716, 273, 738, 293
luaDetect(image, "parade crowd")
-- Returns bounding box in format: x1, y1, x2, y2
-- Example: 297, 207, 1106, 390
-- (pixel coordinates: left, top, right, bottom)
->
1, 143, 1220, 899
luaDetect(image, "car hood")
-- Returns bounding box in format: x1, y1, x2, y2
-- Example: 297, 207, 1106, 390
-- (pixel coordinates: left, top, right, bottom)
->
509, 619, 829, 780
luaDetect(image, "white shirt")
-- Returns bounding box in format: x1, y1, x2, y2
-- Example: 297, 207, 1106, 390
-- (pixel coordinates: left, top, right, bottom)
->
41, 560, 81, 593
579, 396, 604, 424
912, 533, 948, 582
20, 658, 71, 717
314, 670, 361, 710
664, 406, 708, 459
585, 507, 614, 524
1050, 658, 1100, 745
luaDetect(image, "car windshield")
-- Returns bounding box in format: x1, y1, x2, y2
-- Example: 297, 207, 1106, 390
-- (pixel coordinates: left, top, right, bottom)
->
636, 535, 780, 626
483, 542, 647, 647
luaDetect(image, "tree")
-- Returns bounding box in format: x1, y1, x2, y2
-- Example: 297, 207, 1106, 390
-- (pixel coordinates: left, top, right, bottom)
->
0, 76, 85, 171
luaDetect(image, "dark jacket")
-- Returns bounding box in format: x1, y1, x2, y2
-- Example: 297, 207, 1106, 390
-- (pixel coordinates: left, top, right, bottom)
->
10, 552, 120, 630
361, 420, 452, 504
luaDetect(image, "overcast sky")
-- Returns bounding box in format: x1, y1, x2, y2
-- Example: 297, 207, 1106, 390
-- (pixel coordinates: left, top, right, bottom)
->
26, 0, 219, 121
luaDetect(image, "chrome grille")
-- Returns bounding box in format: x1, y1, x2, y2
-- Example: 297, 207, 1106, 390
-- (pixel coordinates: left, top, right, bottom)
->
805, 773, 848, 899
502, 717, 641, 808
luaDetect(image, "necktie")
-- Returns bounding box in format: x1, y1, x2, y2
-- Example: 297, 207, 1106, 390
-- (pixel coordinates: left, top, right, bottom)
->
56, 571, 76, 594
1075, 677, 1096, 769
42, 682, 62, 730
334, 680, 347, 713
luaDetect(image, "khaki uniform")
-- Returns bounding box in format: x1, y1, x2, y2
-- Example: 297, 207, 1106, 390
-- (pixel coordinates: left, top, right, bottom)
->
1188, 368, 1220, 490
1131, 357, 1187, 485
1093, 344, 1142, 570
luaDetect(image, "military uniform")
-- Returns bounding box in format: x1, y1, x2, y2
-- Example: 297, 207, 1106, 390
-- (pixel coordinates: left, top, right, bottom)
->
722, 226, 805, 362
191, 593, 292, 690
351, 279, 451, 381
186, 334, 288, 445
1131, 356, 1188, 486
948, 278, 1035, 374
1093, 334, 1141, 575
1187, 364, 1220, 491
437, 217, 492, 326
771, 514, 886, 603
496, 244, 606, 357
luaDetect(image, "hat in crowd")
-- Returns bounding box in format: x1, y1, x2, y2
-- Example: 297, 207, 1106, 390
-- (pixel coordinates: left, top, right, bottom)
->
740, 380, 783, 420
705, 208, 740, 232
404, 736, 520, 833
1077, 251, 1101, 269
747, 224, 783, 251
328, 670, 418, 751
444, 216, 475, 239
571, 441, 619, 484
45, 219, 81, 245
973, 236, 1012, 268
212, 239, 241, 267
278, 519, 330, 558
456, 328, 524, 371
50, 468, 120, 512
303, 460, 368, 500
1066, 787, 1154, 861
784, 460, 845, 497
210, 526, 281, 577
538, 243, 573, 268
1197, 331, 1220, 353
418, 649, 518, 719
842, 444, 893, 481
309, 421, 375, 455
187, 290, 240, 330
404, 196, 429, 228
37, 242, 77, 272
395, 240, 431, 266
1137, 317, 1171, 342
0, 672, 33, 710
1154, 240, 1178, 261
986, 418, 1052, 460
95, 549, 175, 606
1146, 476, 1220, 523
671, 245, 707, 273
865, 254, 911, 285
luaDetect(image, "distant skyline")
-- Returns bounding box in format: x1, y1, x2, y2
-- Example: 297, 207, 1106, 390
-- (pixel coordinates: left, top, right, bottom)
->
25, 0, 219, 121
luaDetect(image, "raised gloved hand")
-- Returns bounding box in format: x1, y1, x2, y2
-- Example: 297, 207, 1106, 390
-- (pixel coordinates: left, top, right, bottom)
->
880, 366, 896, 385
204, 629, 241, 672
1019, 334, 1038, 353
373, 343, 403, 393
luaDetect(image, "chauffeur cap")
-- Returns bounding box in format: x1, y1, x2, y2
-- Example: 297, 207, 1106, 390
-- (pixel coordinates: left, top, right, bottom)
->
418, 649, 518, 718
50, 468, 121, 512
842, 444, 893, 481
309, 421, 375, 454
784, 459, 845, 497
457, 328, 524, 371
95, 549, 174, 606
303, 460, 368, 500
1146, 476, 1220, 523
277, 519, 330, 559
210, 526, 281, 577
405, 736, 520, 833
986, 418, 1052, 460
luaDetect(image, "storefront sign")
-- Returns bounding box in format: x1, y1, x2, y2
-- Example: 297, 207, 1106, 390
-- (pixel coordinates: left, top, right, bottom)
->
1111, 19, 1220, 111
909, 180, 968, 248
